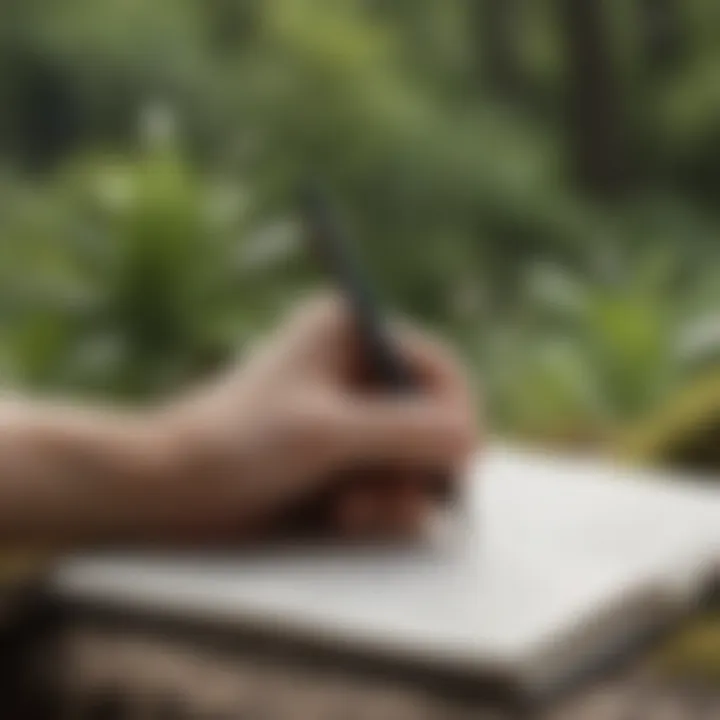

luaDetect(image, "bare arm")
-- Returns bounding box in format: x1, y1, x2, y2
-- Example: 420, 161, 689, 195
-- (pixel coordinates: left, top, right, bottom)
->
0, 399, 173, 545
0, 297, 476, 548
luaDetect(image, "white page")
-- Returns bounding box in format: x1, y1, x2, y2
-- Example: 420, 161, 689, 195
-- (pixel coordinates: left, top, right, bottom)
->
54, 447, 720, 675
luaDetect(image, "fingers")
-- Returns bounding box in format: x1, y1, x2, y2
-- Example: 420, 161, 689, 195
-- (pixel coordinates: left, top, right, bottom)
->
274, 294, 476, 404
393, 323, 476, 410
333, 474, 433, 539
333, 395, 476, 468
275, 294, 479, 467
268, 293, 357, 379
278, 292, 352, 354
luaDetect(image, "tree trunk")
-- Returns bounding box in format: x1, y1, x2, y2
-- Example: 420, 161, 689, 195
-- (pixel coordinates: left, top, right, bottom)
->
560, 0, 631, 199
639, 0, 683, 72
205, 0, 261, 52
472, 0, 524, 99
7, 49, 81, 173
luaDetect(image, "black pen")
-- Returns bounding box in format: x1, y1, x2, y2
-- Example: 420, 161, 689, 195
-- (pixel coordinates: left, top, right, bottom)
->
299, 184, 454, 505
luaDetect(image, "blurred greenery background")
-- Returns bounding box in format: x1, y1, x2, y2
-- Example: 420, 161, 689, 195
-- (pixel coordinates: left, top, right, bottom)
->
0, 0, 719, 678
0, 0, 719, 466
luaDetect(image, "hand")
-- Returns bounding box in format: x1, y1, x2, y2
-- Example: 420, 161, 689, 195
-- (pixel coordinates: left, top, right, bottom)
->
158, 296, 478, 543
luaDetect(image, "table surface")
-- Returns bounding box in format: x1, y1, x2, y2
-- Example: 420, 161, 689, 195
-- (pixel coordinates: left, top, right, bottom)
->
47, 628, 720, 720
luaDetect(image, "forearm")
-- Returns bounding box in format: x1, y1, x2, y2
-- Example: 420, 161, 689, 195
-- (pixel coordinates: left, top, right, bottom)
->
0, 399, 175, 545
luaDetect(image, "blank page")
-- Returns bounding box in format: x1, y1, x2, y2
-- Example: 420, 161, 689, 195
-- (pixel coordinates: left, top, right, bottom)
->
54, 447, 720, 683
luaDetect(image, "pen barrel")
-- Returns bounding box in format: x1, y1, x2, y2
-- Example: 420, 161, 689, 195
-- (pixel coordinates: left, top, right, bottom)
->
300, 186, 457, 512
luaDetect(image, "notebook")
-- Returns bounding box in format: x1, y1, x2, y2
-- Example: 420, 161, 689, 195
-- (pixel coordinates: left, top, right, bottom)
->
50, 446, 720, 701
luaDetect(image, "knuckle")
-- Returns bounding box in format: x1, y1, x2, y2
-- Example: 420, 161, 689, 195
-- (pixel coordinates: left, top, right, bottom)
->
444, 411, 478, 456
285, 293, 351, 348
284, 396, 344, 451
299, 292, 347, 328
398, 322, 461, 369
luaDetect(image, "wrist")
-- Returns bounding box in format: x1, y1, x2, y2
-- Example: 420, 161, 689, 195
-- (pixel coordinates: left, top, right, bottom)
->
148, 400, 266, 541
139, 404, 235, 534
0, 402, 184, 546
76, 408, 184, 544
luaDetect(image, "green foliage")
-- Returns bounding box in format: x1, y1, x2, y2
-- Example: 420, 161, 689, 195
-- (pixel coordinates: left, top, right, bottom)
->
0, 0, 717, 672
0, 0, 717, 442
0, 135, 301, 398
653, 612, 720, 682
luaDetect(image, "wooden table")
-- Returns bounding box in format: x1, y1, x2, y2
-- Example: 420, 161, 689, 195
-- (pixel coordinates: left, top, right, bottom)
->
14, 624, 714, 720
0, 583, 716, 719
